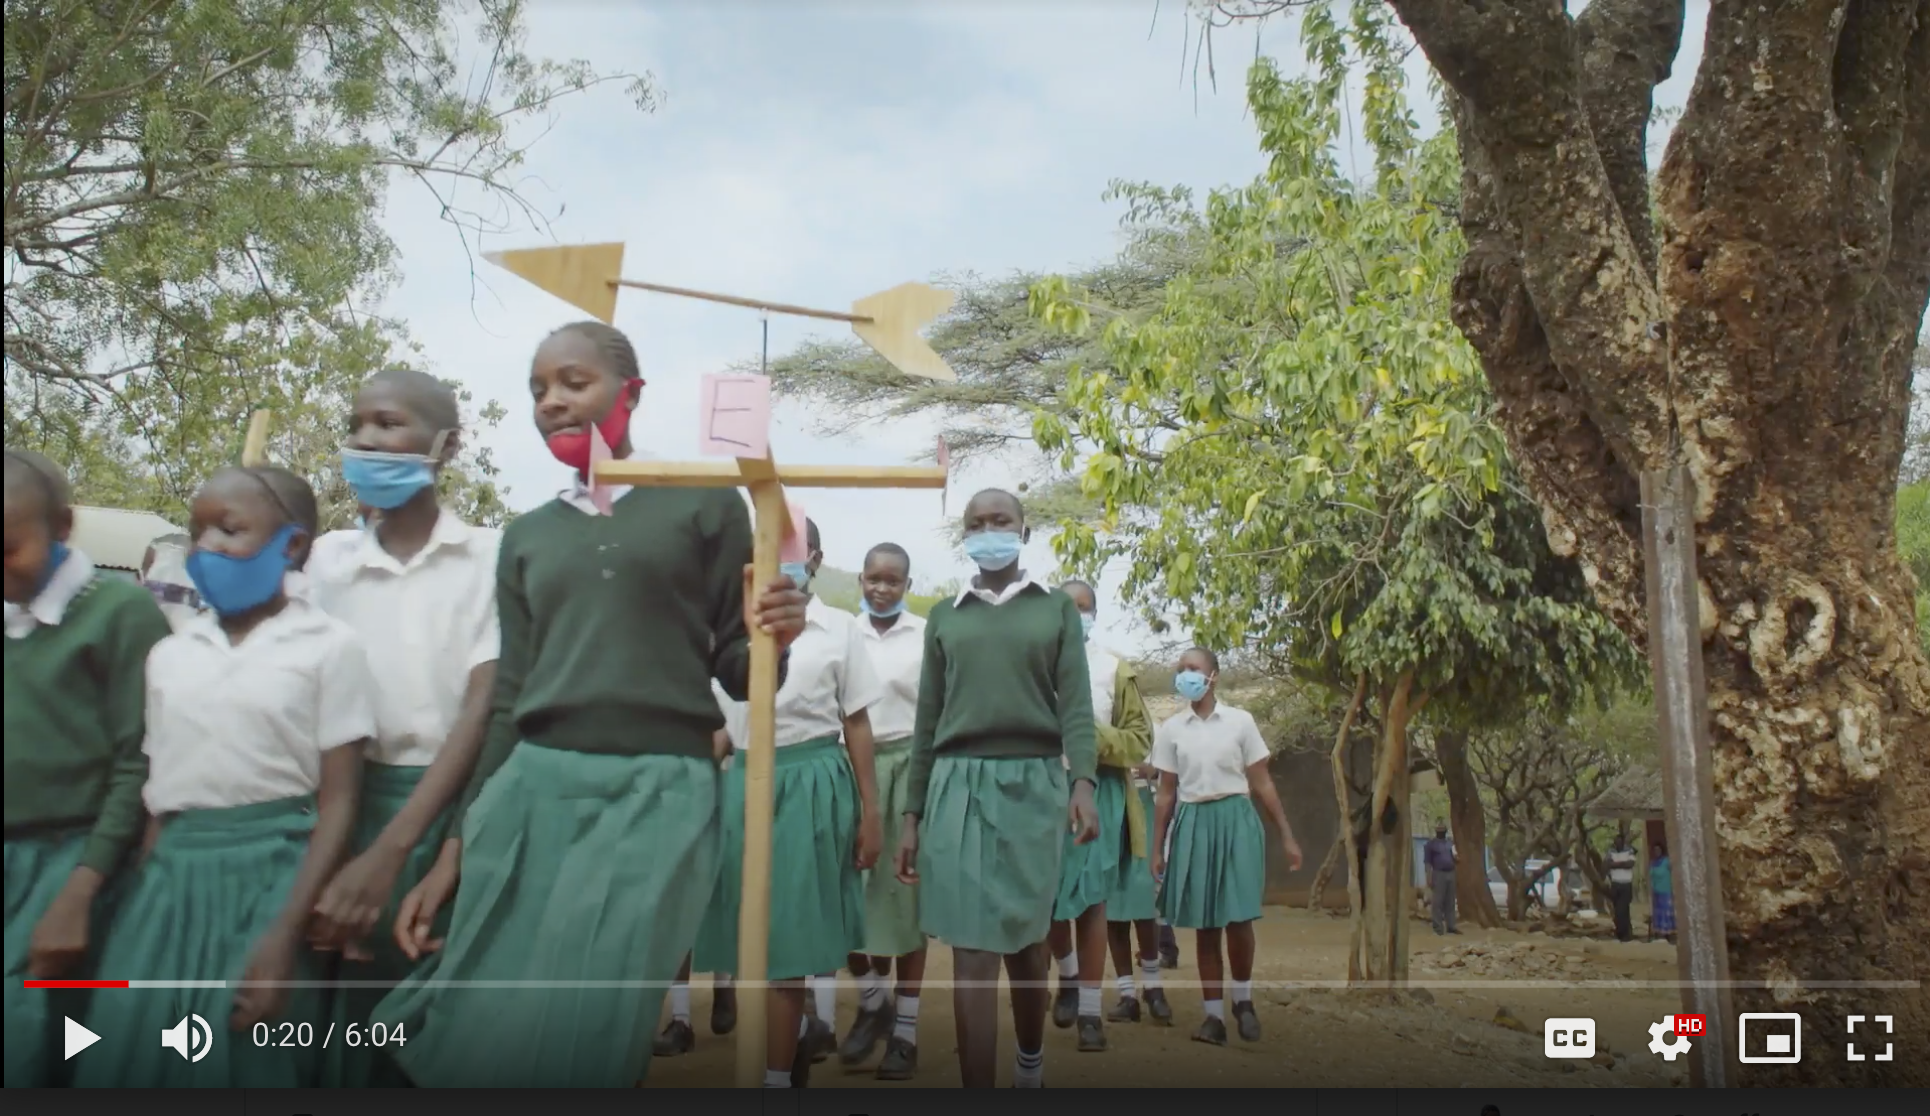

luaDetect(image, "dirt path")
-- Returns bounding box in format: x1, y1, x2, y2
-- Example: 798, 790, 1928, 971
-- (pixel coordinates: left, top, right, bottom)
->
645, 906, 1690, 1088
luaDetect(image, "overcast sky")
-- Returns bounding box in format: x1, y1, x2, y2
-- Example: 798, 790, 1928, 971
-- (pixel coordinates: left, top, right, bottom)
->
376, 1, 1707, 657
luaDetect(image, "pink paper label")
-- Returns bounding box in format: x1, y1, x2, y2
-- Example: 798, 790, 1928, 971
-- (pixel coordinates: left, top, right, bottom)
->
698, 373, 772, 459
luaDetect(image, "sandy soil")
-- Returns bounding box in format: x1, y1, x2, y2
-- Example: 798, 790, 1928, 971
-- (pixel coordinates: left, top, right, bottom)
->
645, 906, 1692, 1089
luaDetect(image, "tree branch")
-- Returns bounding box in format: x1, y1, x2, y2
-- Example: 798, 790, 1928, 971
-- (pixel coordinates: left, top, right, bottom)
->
1575, 0, 1687, 277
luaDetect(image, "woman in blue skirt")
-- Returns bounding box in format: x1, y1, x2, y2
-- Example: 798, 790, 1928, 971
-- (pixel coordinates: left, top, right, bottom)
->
1150, 647, 1301, 1047
694, 517, 882, 1088
77, 466, 375, 1088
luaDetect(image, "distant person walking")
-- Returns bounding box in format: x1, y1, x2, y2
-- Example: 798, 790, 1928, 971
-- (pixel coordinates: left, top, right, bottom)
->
1606, 834, 1638, 942
1647, 841, 1674, 943
1424, 823, 1459, 935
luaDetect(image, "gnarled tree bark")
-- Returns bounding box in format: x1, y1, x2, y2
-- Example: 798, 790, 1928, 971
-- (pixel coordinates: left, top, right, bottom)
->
1434, 727, 1503, 929
1389, 0, 1930, 1086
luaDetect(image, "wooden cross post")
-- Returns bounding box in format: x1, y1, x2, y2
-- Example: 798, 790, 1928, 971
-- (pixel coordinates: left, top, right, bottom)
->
241, 410, 272, 467
482, 242, 954, 1087
1640, 465, 1734, 1087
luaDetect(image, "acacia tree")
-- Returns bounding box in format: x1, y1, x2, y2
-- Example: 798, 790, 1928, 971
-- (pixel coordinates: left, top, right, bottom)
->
1029, 34, 1637, 984
1198, 0, 1928, 1082
4, 0, 654, 524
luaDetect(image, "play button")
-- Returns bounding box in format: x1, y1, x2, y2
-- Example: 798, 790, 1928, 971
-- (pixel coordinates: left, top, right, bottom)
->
64, 1016, 101, 1060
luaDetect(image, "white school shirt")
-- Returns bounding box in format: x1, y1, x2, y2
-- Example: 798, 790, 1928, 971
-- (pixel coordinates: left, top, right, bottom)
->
3, 548, 96, 639
1151, 702, 1270, 804
857, 611, 925, 744
141, 598, 377, 814
954, 574, 1050, 608
1067, 641, 1123, 773
307, 512, 502, 767
716, 597, 884, 749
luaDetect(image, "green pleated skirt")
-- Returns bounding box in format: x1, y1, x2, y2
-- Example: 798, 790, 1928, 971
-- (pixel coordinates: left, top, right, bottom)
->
1157, 795, 1265, 930
75, 796, 322, 1088
860, 738, 923, 957
322, 762, 452, 1088
694, 735, 865, 980
373, 744, 719, 1088
917, 755, 1067, 955
4, 830, 113, 1088
1053, 768, 1128, 920
1105, 784, 1160, 923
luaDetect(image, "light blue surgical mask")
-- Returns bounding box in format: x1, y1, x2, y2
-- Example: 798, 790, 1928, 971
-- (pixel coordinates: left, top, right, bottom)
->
862, 597, 906, 618
1175, 669, 1211, 702
963, 530, 1023, 571
1079, 611, 1096, 640
780, 561, 812, 594
340, 448, 438, 510
186, 524, 296, 618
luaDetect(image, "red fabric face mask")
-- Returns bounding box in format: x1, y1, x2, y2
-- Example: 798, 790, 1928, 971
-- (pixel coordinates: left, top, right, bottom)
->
546, 380, 641, 475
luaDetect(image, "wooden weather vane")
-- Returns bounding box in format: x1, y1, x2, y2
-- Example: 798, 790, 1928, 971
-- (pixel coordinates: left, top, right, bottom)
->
483, 241, 953, 1088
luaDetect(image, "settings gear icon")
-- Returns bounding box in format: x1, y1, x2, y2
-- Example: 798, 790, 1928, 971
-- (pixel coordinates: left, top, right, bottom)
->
1648, 1016, 1693, 1061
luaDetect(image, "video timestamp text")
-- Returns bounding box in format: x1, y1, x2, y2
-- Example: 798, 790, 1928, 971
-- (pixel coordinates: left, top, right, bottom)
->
250, 1021, 408, 1047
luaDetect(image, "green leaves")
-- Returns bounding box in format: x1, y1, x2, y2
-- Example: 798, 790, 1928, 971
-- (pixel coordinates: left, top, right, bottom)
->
1028, 46, 1637, 720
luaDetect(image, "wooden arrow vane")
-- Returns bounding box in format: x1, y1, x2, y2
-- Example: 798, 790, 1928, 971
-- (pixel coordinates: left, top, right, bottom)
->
480, 242, 957, 382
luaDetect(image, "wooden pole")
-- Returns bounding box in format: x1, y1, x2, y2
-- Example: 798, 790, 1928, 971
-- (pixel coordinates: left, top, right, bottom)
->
241, 410, 271, 467
1640, 465, 1735, 1087
733, 470, 786, 1088
613, 278, 872, 325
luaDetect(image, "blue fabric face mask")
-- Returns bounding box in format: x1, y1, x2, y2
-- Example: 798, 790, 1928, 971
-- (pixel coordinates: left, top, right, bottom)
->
1175, 669, 1211, 702
1079, 611, 1096, 640
780, 561, 812, 594
963, 530, 1023, 571
340, 448, 437, 510
862, 597, 906, 618
34, 540, 71, 596
186, 524, 296, 617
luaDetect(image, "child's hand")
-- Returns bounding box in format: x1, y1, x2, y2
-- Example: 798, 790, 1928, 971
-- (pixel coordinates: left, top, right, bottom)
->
744, 567, 809, 650
1151, 849, 1166, 888
1068, 780, 1100, 845
312, 846, 405, 956
230, 932, 297, 1030
855, 807, 883, 871
1282, 835, 1304, 872
394, 842, 461, 961
28, 872, 101, 978
894, 817, 921, 885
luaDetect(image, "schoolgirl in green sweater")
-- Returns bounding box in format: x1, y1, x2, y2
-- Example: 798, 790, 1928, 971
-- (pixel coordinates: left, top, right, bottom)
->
3, 450, 171, 1087
894, 488, 1099, 1088
372, 320, 809, 1088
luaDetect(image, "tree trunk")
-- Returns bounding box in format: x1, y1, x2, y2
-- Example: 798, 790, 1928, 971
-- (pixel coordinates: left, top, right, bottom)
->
1390, 0, 1930, 1085
1352, 674, 1423, 985
1307, 833, 1346, 913
1331, 676, 1370, 978
1435, 726, 1502, 928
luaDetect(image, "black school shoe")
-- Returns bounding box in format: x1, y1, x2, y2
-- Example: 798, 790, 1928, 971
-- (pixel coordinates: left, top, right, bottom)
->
653, 1019, 694, 1057
839, 1002, 893, 1065
1192, 1015, 1228, 1046
1160, 945, 1181, 969
876, 1036, 918, 1080
1232, 1000, 1262, 1042
1077, 1015, 1107, 1052
1052, 983, 1079, 1028
1144, 987, 1175, 1025
1106, 995, 1141, 1023
791, 1016, 836, 1087
711, 986, 737, 1035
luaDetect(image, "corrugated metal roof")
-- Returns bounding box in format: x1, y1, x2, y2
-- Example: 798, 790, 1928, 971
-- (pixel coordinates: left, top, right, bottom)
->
71, 505, 183, 573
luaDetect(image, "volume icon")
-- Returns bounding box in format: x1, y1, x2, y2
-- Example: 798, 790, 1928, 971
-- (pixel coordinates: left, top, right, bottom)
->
160, 1014, 212, 1063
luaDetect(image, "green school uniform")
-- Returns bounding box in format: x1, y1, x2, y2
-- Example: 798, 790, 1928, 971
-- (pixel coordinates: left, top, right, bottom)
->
373, 487, 758, 1088
1158, 797, 1267, 929
4, 560, 169, 1088
75, 797, 325, 1088
1106, 783, 1161, 922
862, 738, 922, 956
1055, 658, 1152, 920
908, 584, 1096, 955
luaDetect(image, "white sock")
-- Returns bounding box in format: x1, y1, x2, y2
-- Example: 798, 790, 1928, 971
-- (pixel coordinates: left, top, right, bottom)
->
1115, 974, 1136, 999
1204, 999, 1225, 1020
1014, 1045, 1044, 1087
1078, 984, 1101, 1017
1140, 958, 1162, 989
763, 1068, 790, 1087
812, 975, 836, 1024
893, 995, 920, 1043
669, 982, 691, 1023
1056, 952, 1077, 980
716, 973, 734, 989
1231, 979, 1253, 1004
858, 969, 888, 1011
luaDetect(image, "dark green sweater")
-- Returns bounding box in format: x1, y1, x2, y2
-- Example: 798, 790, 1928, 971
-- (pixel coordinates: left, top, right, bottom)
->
3, 573, 172, 873
457, 487, 769, 821
905, 583, 1097, 815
